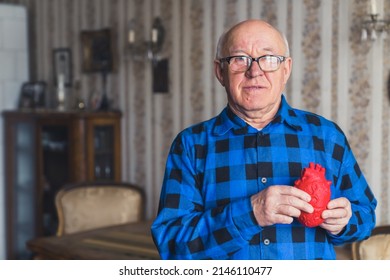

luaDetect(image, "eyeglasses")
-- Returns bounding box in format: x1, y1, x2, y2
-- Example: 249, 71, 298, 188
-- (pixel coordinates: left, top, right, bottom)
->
219, 55, 287, 73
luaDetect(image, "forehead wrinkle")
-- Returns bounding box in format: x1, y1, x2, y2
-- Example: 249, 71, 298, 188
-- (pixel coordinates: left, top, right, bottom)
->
229, 46, 278, 57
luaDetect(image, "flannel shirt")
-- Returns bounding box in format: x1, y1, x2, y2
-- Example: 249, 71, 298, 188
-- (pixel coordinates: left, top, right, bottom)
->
151, 95, 377, 259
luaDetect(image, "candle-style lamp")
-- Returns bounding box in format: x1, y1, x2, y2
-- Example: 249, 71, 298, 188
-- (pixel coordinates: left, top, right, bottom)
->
361, 0, 389, 41
126, 17, 165, 62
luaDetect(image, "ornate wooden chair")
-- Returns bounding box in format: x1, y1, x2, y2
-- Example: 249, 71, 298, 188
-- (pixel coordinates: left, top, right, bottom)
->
351, 225, 390, 259
55, 182, 144, 236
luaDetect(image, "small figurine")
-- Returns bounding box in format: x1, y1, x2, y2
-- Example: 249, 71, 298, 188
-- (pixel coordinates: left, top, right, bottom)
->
294, 163, 332, 227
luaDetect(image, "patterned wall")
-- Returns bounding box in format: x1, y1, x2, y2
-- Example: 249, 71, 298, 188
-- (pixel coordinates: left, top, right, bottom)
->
2, 0, 390, 224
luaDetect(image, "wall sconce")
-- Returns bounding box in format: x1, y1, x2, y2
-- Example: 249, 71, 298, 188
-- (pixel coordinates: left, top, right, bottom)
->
126, 17, 165, 62
361, 0, 389, 41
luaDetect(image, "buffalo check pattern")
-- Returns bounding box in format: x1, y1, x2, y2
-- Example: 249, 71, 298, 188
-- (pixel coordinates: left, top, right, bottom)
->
151, 95, 377, 259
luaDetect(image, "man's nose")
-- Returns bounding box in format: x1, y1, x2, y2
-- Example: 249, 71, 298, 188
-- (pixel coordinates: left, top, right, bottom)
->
246, 60, 264, 77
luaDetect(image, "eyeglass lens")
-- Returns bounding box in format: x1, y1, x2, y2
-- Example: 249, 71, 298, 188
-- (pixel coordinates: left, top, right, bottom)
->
229, 56, 282, 72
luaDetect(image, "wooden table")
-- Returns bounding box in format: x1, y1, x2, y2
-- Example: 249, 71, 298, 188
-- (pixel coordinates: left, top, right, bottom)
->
26, 220, 160, 260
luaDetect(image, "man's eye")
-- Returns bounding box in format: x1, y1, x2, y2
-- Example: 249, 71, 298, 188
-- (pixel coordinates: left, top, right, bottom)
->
233, 57, 247, 64
264, 56, 277, 63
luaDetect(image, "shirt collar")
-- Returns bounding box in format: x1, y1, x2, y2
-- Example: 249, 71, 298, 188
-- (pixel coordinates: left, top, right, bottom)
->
213, 95, 302, 136
273, 95, 303, 131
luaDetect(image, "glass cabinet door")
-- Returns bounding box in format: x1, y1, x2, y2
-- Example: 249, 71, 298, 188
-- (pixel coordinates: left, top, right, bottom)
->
41, 125, 69, 235
11, 121, 36, 259
93, 125, 114, 180
87, 114, 121, 182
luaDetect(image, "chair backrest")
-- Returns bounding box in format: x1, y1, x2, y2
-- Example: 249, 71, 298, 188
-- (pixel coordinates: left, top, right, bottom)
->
351, 225, 390, 259
55, 182, 144, 236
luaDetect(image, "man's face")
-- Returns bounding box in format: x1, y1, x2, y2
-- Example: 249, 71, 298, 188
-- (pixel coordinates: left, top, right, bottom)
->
215, 21, 292, 120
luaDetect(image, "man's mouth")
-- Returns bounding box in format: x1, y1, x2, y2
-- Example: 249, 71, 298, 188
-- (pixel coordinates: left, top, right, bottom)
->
243, 85, 265, 91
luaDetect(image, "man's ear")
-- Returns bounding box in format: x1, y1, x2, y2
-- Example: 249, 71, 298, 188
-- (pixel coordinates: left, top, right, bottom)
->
282, 57, 292, 85
214, 60, 225, 86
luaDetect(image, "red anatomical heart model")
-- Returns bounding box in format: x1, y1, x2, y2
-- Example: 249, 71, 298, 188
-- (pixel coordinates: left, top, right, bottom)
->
294, 163, 331, 227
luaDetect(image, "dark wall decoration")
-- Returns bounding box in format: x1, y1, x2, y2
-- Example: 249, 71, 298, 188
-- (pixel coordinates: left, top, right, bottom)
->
81, 28, 115, 73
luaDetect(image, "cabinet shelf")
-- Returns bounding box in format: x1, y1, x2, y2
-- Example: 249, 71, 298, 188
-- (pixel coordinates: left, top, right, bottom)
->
3, 110, 122, 259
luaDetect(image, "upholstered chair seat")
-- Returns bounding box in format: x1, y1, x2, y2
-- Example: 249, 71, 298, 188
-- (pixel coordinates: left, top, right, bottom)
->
55, 182, 144, 236
352, 225, 390, 259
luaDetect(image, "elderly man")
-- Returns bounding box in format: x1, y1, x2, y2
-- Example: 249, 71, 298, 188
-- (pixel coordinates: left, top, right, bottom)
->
151, 19, 377, 259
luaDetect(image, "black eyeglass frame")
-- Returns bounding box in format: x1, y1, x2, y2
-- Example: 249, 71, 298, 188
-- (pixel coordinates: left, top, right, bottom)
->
219, 54, 287, 73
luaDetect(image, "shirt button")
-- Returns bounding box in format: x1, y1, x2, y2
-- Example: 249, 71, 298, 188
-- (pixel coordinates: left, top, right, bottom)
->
263, 239, 270, 245
261, 177, 267, 183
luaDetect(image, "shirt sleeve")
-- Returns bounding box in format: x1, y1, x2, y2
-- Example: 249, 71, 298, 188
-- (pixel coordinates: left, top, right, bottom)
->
327, 138, 377, 245
151, 134, 262, 259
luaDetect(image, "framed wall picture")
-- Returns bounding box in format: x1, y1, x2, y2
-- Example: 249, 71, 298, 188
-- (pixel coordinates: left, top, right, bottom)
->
81, 28, 115, 73
53, 48, 72, 87
18, 81, 47, 109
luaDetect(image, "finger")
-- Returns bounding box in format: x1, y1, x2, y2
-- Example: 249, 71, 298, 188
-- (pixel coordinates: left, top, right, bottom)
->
322, 218, 346, 226
322, 208, 349, 220
281, 194, 314, 214
277, 204, 302, 218
273, 213, 294, 225
320, 222, 344, 235
327, 197, 349, 209
280, 186, 311, 202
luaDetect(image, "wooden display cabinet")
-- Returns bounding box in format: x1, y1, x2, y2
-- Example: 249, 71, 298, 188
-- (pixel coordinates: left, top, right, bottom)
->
2, 110, 122, 259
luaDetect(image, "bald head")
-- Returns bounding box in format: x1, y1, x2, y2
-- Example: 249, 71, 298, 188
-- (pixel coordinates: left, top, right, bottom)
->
216, 19, 290, 59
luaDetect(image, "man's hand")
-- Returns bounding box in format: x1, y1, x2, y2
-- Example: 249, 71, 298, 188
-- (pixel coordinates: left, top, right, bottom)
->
251, 186, 313, 227
320, 197, 352, 235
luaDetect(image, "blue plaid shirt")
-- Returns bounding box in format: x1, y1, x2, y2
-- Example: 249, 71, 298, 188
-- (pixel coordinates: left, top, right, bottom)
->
151, 95, 377, 259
